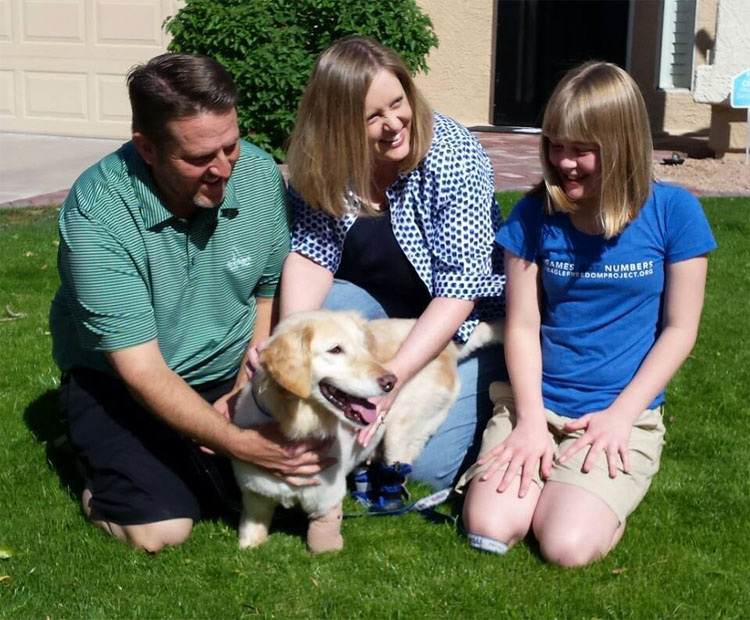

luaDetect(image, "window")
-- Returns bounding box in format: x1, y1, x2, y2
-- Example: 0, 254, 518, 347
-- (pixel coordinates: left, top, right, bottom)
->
659, 0, 697, 90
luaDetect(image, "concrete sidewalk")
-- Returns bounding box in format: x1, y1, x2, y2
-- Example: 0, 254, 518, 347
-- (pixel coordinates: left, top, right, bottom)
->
0, 129, 545, 208
0, 129, 720, 208
0, 133, 124, 207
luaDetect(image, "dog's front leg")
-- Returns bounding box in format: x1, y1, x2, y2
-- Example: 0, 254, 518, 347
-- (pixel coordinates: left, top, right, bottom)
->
381, 414, 420, 465
238, 491, 277, 549
307, 502, 343, 553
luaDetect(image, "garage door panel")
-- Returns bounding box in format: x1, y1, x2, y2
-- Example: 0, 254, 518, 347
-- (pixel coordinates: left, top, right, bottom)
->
96, 73, 130, 121
96, 1, 162, 46
25, 70, 88, 118
0, 70, 14, 115
0, 0, 11, 42
23, 0, 85, 43
2, 0, 180, 137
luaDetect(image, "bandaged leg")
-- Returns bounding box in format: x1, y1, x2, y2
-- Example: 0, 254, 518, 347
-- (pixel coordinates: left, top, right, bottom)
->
307, 502, 343, 553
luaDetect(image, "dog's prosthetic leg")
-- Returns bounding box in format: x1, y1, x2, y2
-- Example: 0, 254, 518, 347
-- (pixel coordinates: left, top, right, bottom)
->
307, 502, 344, 553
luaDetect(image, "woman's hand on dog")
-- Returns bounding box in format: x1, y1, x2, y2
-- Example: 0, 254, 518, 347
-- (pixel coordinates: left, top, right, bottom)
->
357, 355, 410, 447
235, 422, 337, 487
358, 383, 402, 447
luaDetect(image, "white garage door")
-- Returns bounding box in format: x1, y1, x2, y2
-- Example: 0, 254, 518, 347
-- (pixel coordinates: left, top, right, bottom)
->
0, 0, 181, 139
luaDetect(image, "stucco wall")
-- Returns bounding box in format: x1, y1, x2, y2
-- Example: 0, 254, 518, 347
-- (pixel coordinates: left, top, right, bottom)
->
694, 0, 750, 104
413, 0, 495, 127
693, 0, 750, 157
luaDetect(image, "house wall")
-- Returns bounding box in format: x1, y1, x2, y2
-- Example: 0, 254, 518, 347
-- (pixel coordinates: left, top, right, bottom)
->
693, 0, 750, 158
0, 0, 497, 138
413, 0, 495, 127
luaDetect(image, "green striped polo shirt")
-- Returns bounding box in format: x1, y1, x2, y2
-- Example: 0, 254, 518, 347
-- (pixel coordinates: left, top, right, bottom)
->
50, 139, 290, 385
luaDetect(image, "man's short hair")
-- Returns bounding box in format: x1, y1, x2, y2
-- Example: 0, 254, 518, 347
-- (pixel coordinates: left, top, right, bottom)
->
127, 53, 238, 143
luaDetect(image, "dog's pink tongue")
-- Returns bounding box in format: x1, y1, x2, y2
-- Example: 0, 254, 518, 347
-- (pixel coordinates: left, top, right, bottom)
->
350, 400, 378, 424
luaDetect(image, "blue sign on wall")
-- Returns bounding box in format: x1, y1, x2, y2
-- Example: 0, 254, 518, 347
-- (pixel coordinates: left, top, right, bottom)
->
731, 69, 750, 109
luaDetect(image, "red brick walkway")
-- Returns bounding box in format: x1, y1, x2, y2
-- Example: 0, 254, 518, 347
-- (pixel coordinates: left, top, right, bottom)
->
474, 130, 706, 195
474, 132, 542, 193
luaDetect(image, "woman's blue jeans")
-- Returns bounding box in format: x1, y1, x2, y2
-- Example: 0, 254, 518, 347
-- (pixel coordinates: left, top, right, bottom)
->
323, 279, 507, 490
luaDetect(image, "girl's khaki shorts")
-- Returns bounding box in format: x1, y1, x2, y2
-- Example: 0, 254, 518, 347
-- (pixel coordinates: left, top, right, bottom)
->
456, 381, 666, 524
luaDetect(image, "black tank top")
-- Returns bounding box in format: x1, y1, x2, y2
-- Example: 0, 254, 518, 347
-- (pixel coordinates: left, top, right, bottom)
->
334, 210, 432, 318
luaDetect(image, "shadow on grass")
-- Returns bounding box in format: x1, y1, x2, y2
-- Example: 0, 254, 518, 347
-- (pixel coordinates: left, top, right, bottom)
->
23, 389, 85, 501
19, 389, 538, 552
21, 387, 311, 542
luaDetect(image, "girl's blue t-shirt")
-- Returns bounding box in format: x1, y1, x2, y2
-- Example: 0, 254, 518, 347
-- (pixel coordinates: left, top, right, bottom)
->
496, 182, 717, 418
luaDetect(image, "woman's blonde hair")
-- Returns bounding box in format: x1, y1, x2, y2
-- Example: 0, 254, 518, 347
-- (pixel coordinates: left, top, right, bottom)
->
286, 35, 433, 217
535, 61, 653, 238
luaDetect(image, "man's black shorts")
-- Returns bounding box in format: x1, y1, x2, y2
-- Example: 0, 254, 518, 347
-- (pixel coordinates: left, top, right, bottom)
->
59, 368, 240, 526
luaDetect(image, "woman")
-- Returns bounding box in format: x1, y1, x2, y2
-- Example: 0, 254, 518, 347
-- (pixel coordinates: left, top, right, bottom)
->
459, 61, 716, 565
280, 35, 506, 491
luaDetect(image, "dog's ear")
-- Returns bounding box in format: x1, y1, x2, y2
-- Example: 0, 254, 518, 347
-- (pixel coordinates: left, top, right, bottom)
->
259, 326, 313, 398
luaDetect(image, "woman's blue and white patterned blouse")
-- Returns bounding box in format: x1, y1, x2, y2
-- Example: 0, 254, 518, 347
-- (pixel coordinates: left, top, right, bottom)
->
289, 111, 505, 343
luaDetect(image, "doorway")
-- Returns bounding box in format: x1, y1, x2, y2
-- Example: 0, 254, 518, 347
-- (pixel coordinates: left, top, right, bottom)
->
493, 0, 630, 127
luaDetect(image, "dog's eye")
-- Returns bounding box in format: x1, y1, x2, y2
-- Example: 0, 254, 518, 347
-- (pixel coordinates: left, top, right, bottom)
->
327, 346, 343, 354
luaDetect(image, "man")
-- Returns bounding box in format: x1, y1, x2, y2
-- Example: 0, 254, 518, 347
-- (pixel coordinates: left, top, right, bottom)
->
50, 53, 332, 552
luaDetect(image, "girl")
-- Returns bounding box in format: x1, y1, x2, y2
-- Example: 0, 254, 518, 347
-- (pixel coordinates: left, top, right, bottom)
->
458, 61, 716, 566
280, 36, 507, 491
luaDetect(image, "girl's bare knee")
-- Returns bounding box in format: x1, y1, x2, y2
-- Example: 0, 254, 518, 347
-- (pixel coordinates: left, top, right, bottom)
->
462, 477, 536, 547
537, 530, 606, 567
532, 482, 621, 567
534, 516, 618, 567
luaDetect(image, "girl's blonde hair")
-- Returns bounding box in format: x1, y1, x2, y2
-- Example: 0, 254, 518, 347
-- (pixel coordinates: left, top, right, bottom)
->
286, 35, 433, 217
535, 61, 653, 238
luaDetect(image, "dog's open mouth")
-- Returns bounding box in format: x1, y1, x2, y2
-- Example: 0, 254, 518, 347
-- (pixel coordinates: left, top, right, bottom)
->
319, 382, 378, 426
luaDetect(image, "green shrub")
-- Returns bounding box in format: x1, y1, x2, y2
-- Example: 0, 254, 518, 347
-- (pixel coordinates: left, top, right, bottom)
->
165, 0, 438, 160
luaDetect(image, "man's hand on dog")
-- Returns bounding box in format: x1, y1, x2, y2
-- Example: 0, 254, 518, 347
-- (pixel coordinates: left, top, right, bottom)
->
237, 423, 336, 487
245, 342, 264, 378
202, 343, 264, 453
209, 341, 336, 485
200, 389, 242, 455
213, 388, 240, 422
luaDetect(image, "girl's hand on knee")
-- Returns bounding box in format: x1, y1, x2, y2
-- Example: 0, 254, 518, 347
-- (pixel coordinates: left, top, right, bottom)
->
559, 411, 633, 478
477, 420, 552, 498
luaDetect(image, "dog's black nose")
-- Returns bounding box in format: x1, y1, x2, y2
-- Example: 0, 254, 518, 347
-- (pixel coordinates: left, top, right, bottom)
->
378, 374, 397, 392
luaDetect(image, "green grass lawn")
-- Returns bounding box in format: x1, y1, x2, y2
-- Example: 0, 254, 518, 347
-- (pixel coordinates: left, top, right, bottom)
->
1, 196, 749, 619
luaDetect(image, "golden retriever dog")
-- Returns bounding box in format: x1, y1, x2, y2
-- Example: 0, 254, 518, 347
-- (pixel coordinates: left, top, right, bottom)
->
232, 310, 501, 553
